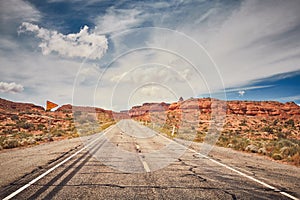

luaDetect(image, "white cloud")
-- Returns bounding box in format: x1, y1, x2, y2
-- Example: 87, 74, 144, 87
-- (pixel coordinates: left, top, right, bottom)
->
278, 95, 300, 102
238, 90, 245, 96
202, 0, 300, 88
19, 22, 108, 59
110, 65, 190, 84
0, 82, 24, 93
0, 46, 87, 106
0, 0, 40, 24
1, 0, 300, 110
225, 85, 274, 93
76, 64, 101, 85
94, 8, 143, 34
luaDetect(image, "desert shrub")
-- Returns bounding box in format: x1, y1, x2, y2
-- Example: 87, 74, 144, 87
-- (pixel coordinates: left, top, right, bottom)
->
13, 132, 33, 139
240, 119, 247, 126
0, 136, 5, 148
245, 144, 259, 153
23, 110, 33, 115
272, 153, 282, 160
291, 153, 300, 166
277, 139, 295, 148
3, 129, 14, 135
3, 139, 19, 149
216, 134, 230, 147
11, 114, 19, 121
273, 119, 279, 126
26, 138, 37, 145
285, 119, 295, 127
16, 121, 34, 130
276, 132, 287, 139
37, 123, 45, 131
194, 131, 205, 142
34, 135, 43, 141
262, 126, 273, 134
231, 137, 250, 151
24, 123, 34, 130
284, 145, 300, 157
51, 129, 64, 137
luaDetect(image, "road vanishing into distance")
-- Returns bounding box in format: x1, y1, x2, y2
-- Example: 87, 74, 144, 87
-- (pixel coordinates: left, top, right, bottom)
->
1, 120, 299, 200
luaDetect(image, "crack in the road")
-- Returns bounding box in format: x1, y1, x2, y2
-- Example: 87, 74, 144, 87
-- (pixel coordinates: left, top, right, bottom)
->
177, 158, 241, 200
223, 190, 237, 200
178, 158, 207, 182
34, 183, 251, 192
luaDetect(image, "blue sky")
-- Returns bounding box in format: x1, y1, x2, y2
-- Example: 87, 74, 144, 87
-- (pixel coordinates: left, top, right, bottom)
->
0, 0, 299, 110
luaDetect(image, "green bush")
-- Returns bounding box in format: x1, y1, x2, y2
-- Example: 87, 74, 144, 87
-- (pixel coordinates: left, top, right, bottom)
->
11, 114, 19, 121
277, 139, 295, 148
13, 132, 33, 139
239, 119, 247, 126
17, 122, 34, 130
3, 139, 19, 149
272, 153, 282, 160
231, 137, 250, 151
37, 123, 45, 131
285, 119, 295, 127
273, 119, 279, 126
262, 126, 273, 134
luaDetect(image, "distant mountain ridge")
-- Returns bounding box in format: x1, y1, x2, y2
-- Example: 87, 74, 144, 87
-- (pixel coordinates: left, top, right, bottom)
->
1, 97, 299, 120
0, 97, 299, 165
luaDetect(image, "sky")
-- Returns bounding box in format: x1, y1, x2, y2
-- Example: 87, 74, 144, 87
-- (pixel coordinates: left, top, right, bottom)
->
0, 0, 300, 111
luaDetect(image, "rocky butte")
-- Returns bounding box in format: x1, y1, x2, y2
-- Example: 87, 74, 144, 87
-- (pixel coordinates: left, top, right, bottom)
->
0, 97, 299, 165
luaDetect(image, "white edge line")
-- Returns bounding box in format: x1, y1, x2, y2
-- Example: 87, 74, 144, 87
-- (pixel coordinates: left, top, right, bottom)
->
141, 160, 151, 173
190, 149, 299, 200
3, 125, 114, 200
151, 126, 299, 200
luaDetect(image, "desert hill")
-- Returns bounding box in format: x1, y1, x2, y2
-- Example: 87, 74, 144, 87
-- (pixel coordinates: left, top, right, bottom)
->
0, 97, 299, 165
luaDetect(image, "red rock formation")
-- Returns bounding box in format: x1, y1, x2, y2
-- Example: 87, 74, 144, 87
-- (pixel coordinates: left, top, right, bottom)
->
129, 98, 300, 120
227, 101, 300, 118
56, 104, 72, 113
0, 98, 44, 112
129, 102, 170, 118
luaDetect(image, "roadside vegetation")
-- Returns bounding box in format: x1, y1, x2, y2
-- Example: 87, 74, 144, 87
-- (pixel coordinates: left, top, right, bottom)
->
142, 115, 300, 166
0, 110, 116, 150
215, 117, 300, 166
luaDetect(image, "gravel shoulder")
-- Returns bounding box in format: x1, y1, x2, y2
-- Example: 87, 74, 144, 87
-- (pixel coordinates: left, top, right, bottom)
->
0, 137, 82, 188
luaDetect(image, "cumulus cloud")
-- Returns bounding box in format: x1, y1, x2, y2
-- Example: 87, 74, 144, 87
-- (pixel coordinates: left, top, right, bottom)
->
19, 22, 108, 59
2, 0, 300, 109
238, 90, 245, 96
0, 82, 24, 93
103, 0, 300, 92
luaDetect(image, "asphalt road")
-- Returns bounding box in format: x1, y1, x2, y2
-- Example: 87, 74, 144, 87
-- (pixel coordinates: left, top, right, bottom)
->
1, 119, 299, 200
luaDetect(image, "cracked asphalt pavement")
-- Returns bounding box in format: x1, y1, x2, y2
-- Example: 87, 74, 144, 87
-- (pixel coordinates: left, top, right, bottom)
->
1, 119, 299, 199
